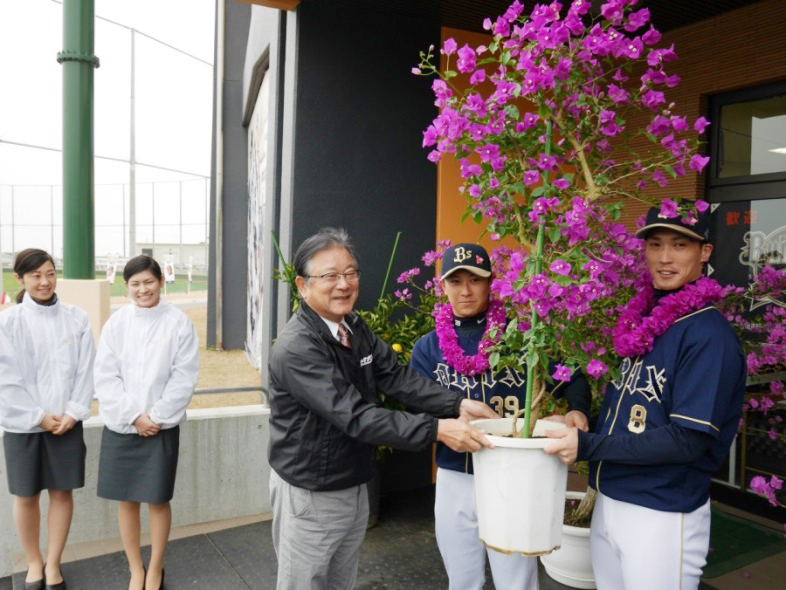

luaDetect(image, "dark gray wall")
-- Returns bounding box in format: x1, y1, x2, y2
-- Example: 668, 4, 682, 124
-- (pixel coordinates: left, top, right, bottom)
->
289, 0, 440, 311
213, 0, 442, 351
208, 1, 251, 349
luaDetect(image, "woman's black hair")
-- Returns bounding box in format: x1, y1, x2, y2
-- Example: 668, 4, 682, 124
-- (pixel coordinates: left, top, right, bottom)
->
13, 248, 56, 303
123, 255, 163, 282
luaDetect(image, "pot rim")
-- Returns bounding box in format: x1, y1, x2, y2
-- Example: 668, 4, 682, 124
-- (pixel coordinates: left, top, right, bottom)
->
471, 417, 566, 449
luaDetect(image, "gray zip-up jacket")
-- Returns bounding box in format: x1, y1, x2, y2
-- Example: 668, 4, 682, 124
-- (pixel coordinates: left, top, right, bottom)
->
268, 302, 463, 491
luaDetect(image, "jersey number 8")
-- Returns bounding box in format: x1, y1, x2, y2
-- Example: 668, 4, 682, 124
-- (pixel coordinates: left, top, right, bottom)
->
628, 404, 647, 434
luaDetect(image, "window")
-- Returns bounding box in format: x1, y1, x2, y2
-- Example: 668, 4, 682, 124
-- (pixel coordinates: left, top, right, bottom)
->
709, 81, 786, 189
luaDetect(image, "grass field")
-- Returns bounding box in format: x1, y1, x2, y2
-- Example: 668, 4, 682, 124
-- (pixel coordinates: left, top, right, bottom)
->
0, 269, 207, 299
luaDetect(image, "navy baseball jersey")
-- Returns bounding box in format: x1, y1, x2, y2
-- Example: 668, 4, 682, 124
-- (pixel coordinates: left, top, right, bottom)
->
586, 306, 746, 512
411, 311, 590, 474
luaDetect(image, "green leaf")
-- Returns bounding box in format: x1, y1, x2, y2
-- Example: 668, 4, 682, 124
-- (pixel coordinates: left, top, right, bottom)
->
444, 70, 457, 79
549, 226, 562, 243
461, 209, 471, 222
532, 186, 546, 197
665, 165, 677, 179
501, 50, 511, 65
489, 352, 500, 368
510, 182, 525, 195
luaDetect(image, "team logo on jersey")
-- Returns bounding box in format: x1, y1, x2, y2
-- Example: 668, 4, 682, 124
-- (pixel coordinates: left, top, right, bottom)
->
359, 354, 373, 367
453, 247, 473, 263
611, 357, 666, 403
433, 362, 525, 394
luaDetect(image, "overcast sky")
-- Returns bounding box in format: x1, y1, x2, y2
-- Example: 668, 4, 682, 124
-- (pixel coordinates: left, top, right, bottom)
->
0, 0, 216, 258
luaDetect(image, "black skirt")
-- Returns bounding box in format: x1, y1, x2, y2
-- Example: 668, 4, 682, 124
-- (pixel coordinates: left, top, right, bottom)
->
97, 426, 180, 504
3, 422, 86, 497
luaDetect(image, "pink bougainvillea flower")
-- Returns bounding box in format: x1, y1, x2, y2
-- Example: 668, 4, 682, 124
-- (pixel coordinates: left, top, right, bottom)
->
642, 89, 666, 110
694, 116, 710, 134
624, 8, 650, 32
523, 170, 541, 186
651, 169, 669, 187
586, 359, 609, 378
457, 44, 476, 73
442, 37, 457, 55
642, 25, 662, 45
552, 364, 573, 382
689, 154, 711, 173
658, 199, 679, 219
469, 69, 486, 85
607, 83, 629, 104
550, 259, 572, 276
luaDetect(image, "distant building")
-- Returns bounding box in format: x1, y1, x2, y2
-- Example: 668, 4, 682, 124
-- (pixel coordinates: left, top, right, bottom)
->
133, 242, 208, 270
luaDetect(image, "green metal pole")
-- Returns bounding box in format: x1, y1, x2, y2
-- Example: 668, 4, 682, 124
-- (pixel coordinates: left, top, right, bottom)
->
57, 0, 99, 278
521, 120, 552, 438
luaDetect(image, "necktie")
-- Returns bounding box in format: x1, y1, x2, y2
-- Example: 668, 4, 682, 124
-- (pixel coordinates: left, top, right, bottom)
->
337, 323, 351, 349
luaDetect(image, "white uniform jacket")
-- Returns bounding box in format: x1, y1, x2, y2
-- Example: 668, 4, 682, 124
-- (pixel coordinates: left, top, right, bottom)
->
0, 293, 95, 433
95, 300, 199, 434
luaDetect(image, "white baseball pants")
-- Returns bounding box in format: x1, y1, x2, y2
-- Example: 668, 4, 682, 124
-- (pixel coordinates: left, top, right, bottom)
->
590, 491, 711, 590
435, 467, 538, 590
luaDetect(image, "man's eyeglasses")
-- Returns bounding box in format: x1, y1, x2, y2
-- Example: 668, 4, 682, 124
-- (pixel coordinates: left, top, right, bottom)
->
307, 270, 361, 284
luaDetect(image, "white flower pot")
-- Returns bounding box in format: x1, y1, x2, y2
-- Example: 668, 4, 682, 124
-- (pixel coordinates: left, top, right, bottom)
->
470, 418, 568, 556
540, 491, 596, 589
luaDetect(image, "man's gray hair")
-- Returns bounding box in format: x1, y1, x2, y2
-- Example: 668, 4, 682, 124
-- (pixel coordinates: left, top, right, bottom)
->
293, 228, 359, 280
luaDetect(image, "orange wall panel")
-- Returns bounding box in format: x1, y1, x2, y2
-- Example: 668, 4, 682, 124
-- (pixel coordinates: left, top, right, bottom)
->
434, 0, 786, 237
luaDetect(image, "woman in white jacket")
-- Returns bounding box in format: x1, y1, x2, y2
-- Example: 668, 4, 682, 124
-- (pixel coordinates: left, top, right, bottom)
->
95, 255, 199, 590
0, 249, 95, 590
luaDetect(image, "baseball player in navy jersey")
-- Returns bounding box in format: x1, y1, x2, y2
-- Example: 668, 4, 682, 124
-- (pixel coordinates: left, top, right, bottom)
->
411, 243, 592, 590
545, 207, 746, 590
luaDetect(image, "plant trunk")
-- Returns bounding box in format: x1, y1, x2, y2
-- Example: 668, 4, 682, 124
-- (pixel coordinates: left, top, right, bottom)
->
573, 486, 596, 523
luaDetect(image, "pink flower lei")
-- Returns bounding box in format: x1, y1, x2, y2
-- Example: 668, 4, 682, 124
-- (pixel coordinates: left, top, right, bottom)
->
613, 276, 725, 358
435, 299, 506, 375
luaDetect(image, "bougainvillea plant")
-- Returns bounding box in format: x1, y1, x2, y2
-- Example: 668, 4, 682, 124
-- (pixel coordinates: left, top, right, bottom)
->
718, 266, 786, 507
412, 0, 711, 433
405, 0, 786, 505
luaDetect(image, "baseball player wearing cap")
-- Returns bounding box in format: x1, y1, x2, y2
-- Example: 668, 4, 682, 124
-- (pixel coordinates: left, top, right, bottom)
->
545, 205, 746, 590
411, 243, 591, 590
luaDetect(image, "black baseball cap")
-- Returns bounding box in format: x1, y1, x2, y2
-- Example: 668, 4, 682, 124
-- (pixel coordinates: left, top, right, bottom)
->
440, 243, 492, 280
635, 202, 710, 242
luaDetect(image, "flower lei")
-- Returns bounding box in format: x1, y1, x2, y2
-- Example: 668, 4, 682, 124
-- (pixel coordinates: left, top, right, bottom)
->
612, 276, 725, 358
435, 299, 506, 375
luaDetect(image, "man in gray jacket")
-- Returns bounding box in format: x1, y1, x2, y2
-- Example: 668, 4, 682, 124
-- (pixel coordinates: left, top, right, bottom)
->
268, 228, 498, 590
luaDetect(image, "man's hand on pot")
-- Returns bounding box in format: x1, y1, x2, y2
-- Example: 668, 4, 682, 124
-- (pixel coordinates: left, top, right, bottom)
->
437, 418, 495, 452
459, 399, 500, 421
543, 427, 579, 465
564, 410, 589, 432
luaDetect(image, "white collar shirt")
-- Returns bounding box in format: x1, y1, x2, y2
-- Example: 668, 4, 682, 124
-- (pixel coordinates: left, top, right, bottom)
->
319, 316, 352, 344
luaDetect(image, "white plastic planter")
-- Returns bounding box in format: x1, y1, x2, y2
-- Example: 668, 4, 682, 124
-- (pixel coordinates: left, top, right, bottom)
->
471, 418, 568, 556
540, 491, 596, 589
